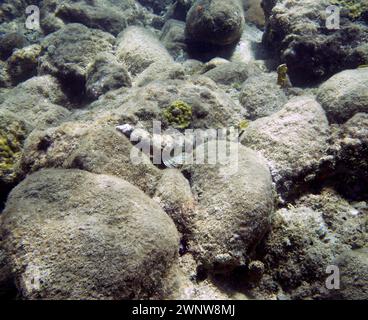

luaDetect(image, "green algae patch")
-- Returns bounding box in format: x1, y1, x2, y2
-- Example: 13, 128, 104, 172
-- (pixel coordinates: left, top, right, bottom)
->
0, 122, 26, 184
163, 100, 193, 129
331, 0, 368, 19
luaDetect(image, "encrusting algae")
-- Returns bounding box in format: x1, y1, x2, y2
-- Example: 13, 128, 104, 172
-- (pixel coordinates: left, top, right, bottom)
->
330, 0, 368, 20
0, 122, 26, 184
163, 100, 193, 129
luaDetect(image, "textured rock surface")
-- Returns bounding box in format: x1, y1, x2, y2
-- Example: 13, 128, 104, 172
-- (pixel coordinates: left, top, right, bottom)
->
6, 44, 42, 85
0, 242, 15, 299
54, 1, 133, 36
0, 109, 28, 187
255, 187, 367, 299
154, 169, 195, 235
261, 206, 341, 299
244, 0, 265, 27
86, 53, 132, 100
137, 0, 174, 15
262, 0, 368, 85
0, 0, 367, 301
203, 61, 260, 86
0, 32, 28, 60
241, 96, 330, 198
116, 26, 173, 76
165, 253, 249, 300
317, 68, 368, 123
0, 75, 71, 130
325, 113, 368, 200
134, 61, 185, 87
328, 248, 368, 300
185, 0, 245, 46
39, 23, 115, 92
0, 169, 179, 299
160, 19, 188, 60
187, 143, 274, 272
296, 189, 368, 250
81, 77, 247, 131
19, 122, 162, 195
239, 72, 288, 120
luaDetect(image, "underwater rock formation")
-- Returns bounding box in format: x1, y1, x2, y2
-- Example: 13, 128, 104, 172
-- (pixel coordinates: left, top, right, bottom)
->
317, 68, 368, 123
241, 96, 330, 199
19, 122, 162, 195
116, 26, 173, 76
0, 0, 367, 301
39, 23, 115, 95
185, 0, 245, 46
86, 52, 132, 100
187, 143, 274, 273
239, 72, 288, 120
1, 169, 179, 299
262, 0, 368, 85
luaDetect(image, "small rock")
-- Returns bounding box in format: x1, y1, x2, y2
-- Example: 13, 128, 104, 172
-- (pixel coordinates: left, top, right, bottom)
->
160, 19, 188, 60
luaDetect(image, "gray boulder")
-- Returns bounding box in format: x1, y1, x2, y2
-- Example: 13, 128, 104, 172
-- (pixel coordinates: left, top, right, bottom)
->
0, 169, 179, 299
185, 0, 245, 46
153, 169, 195, 235
86, 53, 132, 100
203, 61, 261, 86
241, 96, 330, 198
39, 23, 115, 91
19, 122, 162, 195
0, 75, 71, 130
243, 0, 265, 27
137, 0, 174, 14
317, 68, 368, 123
187, 143, 274, 273
134, 61, 185, 87
116, 26, 173, 76
82, 77, 247, 131
54, 1, 132, 36
239, 72, 288, 120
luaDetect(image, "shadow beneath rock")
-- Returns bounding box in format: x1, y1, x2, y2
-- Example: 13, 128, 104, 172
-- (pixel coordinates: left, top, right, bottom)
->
186, 41, 238, 62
